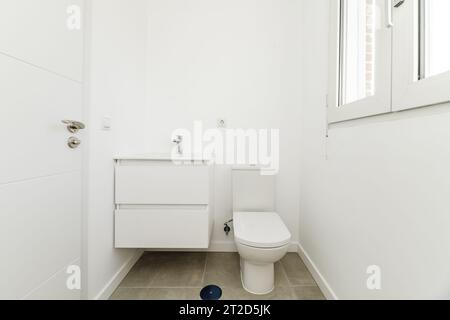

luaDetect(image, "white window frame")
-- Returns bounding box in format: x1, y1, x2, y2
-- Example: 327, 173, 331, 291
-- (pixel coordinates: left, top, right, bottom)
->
328, 0, 392, 123
392, 0, 450, 111
328, 0, 450, 123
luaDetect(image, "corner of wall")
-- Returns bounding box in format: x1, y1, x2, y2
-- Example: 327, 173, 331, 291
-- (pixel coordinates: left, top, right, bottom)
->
297, 243, 338, 300
93, 249, 143, 300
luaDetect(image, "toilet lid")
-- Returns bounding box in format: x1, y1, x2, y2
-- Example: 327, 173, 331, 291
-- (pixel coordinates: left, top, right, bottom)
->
233, 212, 291, 248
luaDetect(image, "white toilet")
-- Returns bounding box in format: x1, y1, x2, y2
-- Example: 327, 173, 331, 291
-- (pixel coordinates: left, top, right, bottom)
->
232, 167, 291, 295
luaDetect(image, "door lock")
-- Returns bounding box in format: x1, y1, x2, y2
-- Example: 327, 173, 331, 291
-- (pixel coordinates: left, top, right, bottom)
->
68, 137, 81, 149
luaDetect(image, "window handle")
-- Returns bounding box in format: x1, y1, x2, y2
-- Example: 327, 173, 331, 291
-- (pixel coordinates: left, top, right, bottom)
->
386, 0, 394, 28
394, 0, 405, 8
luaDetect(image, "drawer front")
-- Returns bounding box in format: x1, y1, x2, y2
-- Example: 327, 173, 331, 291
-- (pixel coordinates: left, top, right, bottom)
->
115, 209, 210, 249
115, 163, 210, 205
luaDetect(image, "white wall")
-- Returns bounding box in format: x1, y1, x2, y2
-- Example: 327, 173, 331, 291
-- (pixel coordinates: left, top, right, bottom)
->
86, 0, 148, 299
299, 0, 450, 299
141, 0, 303, 248
85, 0, 302, 299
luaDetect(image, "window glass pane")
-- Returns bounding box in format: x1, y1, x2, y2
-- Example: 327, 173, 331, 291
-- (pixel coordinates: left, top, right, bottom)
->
422, 0, 450, 78
339, 0, 376, 106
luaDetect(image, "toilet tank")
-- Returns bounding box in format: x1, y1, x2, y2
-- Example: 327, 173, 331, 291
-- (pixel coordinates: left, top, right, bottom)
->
232, 167, 275, 212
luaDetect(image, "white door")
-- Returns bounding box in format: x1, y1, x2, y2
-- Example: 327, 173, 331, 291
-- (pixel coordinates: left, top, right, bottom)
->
0, 0, 85, 299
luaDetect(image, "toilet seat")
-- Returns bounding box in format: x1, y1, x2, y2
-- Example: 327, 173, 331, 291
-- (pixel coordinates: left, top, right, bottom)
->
233, 212, 291, 249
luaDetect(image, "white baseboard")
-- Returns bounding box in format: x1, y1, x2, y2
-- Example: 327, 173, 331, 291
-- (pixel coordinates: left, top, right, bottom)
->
94, 249, 144, 300
145, 241, 300, 253
143, 241, 236, 253
208, 241, 237, 252
297, 243, 338, 300
288, 241, 300, 253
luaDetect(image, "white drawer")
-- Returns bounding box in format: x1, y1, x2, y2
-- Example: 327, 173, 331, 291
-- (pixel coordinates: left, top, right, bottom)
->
115, 162, 210, 205
114, 208, 211, 248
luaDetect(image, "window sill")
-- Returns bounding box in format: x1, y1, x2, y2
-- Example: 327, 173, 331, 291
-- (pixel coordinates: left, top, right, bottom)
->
328, 100, 450, 129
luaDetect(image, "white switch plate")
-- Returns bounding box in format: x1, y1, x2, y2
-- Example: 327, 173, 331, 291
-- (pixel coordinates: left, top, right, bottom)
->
102, 116, 112, 130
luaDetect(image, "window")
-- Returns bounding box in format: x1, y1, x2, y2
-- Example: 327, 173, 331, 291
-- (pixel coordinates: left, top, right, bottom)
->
328, 0, 391, 123
419, 0, 450, 79
339, 0, 376, 106
328, 0, 450, 123
392, 0, 450, 111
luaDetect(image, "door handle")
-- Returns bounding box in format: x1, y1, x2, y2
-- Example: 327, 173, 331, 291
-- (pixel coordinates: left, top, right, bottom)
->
62, 120, 86, 133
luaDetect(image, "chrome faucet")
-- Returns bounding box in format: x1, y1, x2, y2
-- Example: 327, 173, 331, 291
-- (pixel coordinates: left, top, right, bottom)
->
172, 135, 183, 155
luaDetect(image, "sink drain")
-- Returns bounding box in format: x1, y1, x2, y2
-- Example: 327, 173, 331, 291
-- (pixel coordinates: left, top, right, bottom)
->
200, 285, 222, 300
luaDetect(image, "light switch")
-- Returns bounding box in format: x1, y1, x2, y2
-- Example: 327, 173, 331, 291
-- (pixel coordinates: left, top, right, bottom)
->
102, 116, 112, 130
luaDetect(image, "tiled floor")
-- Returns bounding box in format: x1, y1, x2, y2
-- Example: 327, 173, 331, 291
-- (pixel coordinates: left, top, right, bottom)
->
110, 252, 325, 300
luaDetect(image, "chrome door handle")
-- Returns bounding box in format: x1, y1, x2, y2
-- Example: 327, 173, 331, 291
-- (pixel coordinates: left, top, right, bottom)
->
62, 120, 86, 133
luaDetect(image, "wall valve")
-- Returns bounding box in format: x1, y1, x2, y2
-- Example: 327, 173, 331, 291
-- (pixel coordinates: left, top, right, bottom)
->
224, 220, 233, 236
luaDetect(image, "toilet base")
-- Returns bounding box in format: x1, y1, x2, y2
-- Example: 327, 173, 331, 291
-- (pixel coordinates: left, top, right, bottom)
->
240, 258, 275, 295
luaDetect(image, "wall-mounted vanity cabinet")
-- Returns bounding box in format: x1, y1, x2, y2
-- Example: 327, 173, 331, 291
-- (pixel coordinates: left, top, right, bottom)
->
114, 155, 214, 249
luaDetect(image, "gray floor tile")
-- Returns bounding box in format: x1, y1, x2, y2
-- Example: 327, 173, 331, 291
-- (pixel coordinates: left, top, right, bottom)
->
113, 251, 325, 300
119, 254, 157, 288
148, 252, 207, 288
110, 288, 201, 300
221, 287, 295, 300
274, 261, 290, 287
291, 286, 326, 300
281, 253, 317, 286
203, 253, 242, 288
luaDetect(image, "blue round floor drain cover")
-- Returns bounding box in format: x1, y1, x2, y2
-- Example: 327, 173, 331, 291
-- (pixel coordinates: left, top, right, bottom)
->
200, 285, 222, 300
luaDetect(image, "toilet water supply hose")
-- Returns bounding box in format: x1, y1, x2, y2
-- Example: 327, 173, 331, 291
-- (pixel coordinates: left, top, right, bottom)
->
224, 219, 233, 236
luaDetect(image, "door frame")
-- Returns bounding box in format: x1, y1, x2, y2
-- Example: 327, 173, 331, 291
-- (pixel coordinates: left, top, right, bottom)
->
81, 0, 91, 300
